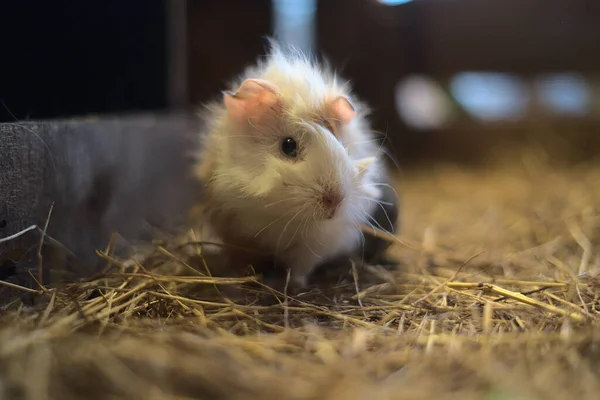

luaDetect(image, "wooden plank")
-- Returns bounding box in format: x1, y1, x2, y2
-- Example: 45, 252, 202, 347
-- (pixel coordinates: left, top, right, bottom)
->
0, 113, 203, 302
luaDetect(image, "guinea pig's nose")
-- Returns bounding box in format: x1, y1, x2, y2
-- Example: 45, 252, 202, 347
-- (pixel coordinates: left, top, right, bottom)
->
322, 190, 343, 219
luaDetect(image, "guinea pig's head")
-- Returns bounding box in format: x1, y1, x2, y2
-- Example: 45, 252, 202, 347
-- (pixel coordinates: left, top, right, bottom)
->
209, 77, 381, 227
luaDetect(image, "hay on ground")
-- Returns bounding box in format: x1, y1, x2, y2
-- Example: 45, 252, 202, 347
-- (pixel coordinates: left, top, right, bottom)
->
1, 158, 600, 400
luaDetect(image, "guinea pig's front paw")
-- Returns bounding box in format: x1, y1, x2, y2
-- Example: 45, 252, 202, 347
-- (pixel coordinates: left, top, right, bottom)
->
289, 271, 309, 290
257, 269, 307, 296
273, 249, 322, 294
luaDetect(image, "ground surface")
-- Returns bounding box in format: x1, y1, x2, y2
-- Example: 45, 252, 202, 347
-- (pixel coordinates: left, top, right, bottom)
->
2, 158, 600, 400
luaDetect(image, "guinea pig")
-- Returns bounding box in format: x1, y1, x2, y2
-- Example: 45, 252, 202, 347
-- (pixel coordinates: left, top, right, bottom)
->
194, 41, 395, 288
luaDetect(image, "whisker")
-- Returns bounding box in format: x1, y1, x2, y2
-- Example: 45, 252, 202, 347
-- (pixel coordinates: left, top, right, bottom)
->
311, 222, 326, 248
372, 200, 395, 232
305, 241, 322, 259
356, 206, 393, 236
374, 126, 389, 158
357, 208, 414, 249
275, 206, 307, 254
379, 147, 403, 176
353, 220, 367, 267
359, 182, 400, 204
364, 211, 393, 236
355, 200, 395, 236
264, 197, 298, 208
366, 126, 403, 177
356, 195, 394, 207
285, 211, 308, 249
254, 208, 296, 238
315, 221, 325, 234
301, 215, 323, 259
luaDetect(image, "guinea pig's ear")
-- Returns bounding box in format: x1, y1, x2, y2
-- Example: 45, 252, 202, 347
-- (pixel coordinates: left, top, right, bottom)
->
355, 156, 376, 178
223, 79, 281, 126
327, 96, 356, 126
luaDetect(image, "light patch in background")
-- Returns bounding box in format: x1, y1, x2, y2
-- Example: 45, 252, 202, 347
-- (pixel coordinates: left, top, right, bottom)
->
272, 0, 317, 54
535, 73, 591, 116
395, 76, 454, 130
377, 0, 415, 5
450, 72, 530, 122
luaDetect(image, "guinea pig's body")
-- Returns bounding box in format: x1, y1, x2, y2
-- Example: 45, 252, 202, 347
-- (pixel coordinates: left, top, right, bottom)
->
194, 42, 391, 288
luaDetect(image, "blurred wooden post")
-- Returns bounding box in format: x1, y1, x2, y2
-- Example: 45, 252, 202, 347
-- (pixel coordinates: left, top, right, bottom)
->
167, 0, 189, 109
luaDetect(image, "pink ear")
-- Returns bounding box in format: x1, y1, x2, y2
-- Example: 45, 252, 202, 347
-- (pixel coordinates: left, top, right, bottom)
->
328, 96, 356, 125
223, 79, 281, 126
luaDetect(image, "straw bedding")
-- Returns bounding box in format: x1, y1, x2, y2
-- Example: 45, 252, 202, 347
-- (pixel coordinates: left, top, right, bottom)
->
2, 156, 600, 400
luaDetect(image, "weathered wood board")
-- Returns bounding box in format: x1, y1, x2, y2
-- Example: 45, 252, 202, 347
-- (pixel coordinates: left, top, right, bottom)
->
0, 113, 203, 303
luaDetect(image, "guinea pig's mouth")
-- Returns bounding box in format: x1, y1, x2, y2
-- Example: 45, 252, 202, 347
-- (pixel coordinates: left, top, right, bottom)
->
277, 182, 346, 221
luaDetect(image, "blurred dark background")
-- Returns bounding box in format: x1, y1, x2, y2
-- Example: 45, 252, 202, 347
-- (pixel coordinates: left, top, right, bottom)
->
3, 0, 600, 168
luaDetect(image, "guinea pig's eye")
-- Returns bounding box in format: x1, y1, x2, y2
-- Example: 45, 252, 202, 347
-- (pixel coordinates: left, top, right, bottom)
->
281, 137, 298, 158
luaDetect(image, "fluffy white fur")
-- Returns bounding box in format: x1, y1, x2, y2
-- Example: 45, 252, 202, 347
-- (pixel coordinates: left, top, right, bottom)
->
195, 42, 386, 287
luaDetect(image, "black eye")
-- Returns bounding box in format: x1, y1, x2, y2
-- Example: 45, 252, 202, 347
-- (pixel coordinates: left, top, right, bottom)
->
281, 137, 297, 157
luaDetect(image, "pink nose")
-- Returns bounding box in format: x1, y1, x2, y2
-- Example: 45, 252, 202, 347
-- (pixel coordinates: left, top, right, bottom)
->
322, 191, 343, 219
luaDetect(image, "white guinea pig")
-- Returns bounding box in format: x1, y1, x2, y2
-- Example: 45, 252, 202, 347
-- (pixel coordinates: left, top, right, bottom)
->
194, 41, 389, 288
